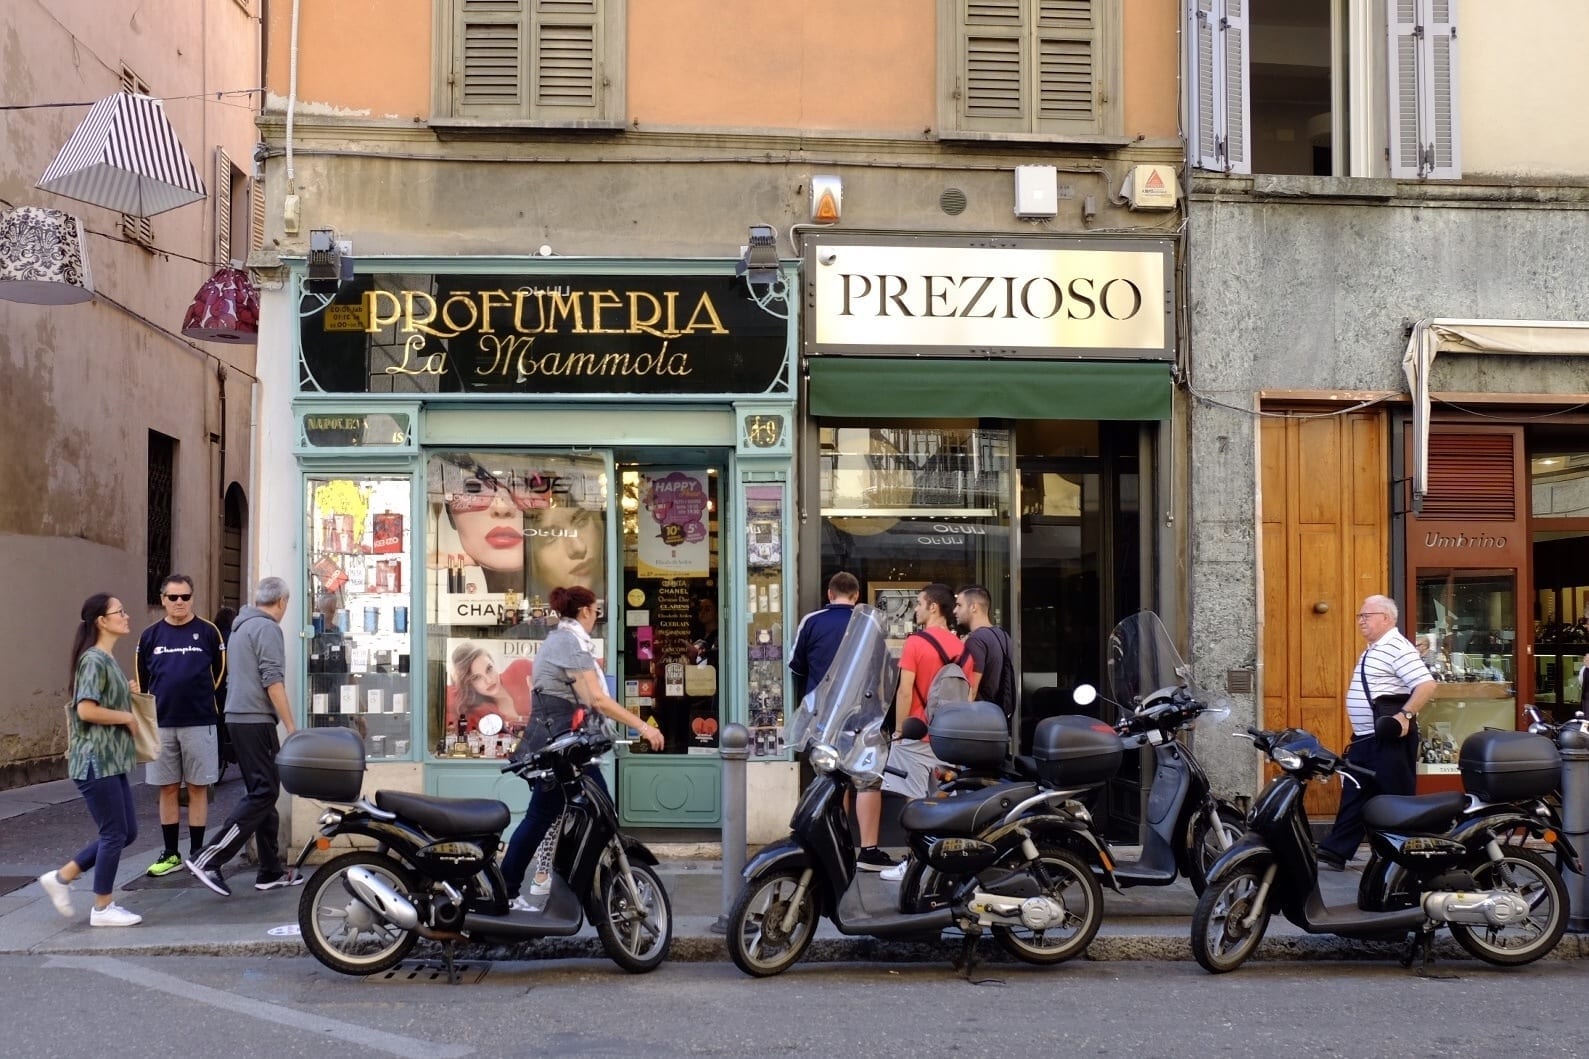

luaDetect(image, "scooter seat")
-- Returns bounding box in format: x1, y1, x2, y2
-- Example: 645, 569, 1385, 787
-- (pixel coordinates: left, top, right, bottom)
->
1361, 791, 1467, 834
375, 790, 511, 837
897, 782, 1039, 836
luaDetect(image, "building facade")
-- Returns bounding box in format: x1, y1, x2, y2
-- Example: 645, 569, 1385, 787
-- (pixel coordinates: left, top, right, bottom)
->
0, 0, 260, 786
251, 0, 1190, 840
1183, 0, 1589, 810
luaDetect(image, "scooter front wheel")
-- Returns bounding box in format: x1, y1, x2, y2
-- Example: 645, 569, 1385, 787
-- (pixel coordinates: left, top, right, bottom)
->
593, 859, 673, 973
1187, 803, 1246, 895
298, 851, 420, 976
727, 868, 818, 977
991, 847, 1102, 965
1191, 863, 1270, 973
1450, 847, 1568, 966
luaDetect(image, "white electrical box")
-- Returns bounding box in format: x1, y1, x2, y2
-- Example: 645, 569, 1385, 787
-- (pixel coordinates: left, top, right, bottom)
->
1124, 164, 1178, 210
1013, 165, 1059, 218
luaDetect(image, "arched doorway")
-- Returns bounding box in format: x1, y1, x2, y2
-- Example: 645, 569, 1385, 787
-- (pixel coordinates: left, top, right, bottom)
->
222, 482, 248, 609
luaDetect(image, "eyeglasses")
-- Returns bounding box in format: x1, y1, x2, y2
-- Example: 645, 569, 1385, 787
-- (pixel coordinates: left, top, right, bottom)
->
164, 593, 192, 602
1356, 612, 1388, 620
105, 608, 129, 618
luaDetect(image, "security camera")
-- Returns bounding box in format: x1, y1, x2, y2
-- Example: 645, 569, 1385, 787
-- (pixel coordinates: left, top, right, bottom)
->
818, 251, 837, 266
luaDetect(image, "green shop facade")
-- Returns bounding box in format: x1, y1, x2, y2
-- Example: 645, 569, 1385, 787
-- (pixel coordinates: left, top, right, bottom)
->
268, 258, 799, 835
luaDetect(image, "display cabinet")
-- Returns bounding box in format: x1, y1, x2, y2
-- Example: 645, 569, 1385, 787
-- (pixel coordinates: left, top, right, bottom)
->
1412, 569, 1516, 776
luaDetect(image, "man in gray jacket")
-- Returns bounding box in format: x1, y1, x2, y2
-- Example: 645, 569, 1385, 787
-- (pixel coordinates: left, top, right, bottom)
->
185, 577, 299, 896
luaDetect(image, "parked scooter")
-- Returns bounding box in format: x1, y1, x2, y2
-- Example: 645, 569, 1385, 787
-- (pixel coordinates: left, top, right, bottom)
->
726, 604, 1118, 977
1068, 610, 1245, 894
1192, 725, 1573, 974
281, 725, 672, 981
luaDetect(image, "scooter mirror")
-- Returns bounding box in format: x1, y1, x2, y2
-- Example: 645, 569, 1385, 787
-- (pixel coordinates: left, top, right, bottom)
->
1073, 684, 1098, 707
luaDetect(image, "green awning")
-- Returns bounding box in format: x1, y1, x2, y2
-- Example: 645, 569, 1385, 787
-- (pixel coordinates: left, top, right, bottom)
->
807, 358, 1172, 420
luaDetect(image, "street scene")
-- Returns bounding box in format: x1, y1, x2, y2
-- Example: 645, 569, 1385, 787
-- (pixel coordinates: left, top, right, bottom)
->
7, 0, 1589, 1054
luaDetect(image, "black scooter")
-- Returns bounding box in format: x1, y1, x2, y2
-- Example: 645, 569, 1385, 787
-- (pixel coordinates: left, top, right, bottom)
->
1192, 725, 1573, 974
285, 726, 672, 981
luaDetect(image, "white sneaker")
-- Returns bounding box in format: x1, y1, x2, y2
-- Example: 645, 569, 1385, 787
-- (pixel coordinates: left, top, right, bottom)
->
89, 903, 142, 927
879, 860, 909, 883
508, 894, 539, 912
37, 871, 74, 918
529, 873, 552, 896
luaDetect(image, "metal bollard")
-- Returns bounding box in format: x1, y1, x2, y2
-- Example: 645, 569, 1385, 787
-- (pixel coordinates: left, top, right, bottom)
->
711, 723, 750, 934
1559, 740, 1589, 933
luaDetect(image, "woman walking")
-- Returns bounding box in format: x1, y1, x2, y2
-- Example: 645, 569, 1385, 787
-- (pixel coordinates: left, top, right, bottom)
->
498, 585, 662, 909
37, 594, 144, 926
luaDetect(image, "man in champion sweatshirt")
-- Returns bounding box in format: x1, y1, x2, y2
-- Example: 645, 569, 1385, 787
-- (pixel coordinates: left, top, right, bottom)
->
185, 577, 299, 896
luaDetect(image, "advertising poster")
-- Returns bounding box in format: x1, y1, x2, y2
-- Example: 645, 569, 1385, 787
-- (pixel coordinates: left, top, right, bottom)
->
637, 468, 710, 578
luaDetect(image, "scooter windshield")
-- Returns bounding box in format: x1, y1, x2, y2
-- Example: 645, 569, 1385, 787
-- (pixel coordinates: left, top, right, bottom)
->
1105, 610, 1200, 707
786, 604, 894, 783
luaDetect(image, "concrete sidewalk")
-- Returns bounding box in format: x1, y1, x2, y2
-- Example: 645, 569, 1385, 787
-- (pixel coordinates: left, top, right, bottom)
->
3, 778, 1585, 967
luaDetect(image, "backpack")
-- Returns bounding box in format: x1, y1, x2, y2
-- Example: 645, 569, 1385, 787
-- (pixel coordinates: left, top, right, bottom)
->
968, 626, 1018, 723
910, 630, 972, 723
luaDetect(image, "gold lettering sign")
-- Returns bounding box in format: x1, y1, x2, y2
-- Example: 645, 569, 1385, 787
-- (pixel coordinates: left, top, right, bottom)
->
364, 287, 729, 341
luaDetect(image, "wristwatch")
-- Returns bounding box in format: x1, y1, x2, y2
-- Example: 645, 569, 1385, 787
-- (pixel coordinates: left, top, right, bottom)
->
1401, 710, 1417, 721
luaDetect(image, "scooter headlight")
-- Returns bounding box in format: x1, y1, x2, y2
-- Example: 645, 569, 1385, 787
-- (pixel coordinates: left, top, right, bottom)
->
809, 743, 841, 773
1273, 748, 1303, 771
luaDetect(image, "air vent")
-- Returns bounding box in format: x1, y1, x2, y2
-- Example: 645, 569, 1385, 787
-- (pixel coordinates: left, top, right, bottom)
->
1226, 669, 1254, 695
939, 187, 968, 215
1423, 433, 1515, 520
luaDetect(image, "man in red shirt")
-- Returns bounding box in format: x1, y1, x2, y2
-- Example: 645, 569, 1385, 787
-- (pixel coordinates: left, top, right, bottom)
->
855, 582, 973, 871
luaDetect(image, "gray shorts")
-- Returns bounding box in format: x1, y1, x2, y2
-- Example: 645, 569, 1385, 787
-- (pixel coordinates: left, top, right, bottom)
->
146, 725, 219, 787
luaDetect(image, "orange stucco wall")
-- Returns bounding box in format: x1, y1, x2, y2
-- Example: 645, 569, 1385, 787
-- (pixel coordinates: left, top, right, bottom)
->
1122, 0, 1179, 140
266, 0, 431, 119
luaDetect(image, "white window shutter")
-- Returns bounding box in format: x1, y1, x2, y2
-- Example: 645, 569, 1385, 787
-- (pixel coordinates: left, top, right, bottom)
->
1221, 0, 1250, 174
1186, 0, 1218, 168
1186, 0, 1248, 173
1422, 0, 1460, 178
1386, 0, 1421, 176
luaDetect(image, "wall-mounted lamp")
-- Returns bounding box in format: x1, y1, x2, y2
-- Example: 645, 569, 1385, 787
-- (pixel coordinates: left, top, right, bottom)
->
810, 175, 842, 224
0, 206, 95, 305
182, 265, 259, 343
306, 227, 353, 294
736, 224, 780, 285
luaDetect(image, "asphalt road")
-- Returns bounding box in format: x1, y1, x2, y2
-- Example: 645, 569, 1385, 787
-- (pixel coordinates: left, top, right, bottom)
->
4, 954, 1586, 1058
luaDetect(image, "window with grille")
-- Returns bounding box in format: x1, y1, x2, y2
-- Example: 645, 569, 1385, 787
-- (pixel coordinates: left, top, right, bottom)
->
147, 431, 176, 605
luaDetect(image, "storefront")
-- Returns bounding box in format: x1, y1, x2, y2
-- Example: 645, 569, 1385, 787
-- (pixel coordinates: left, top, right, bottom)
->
286, 260, 797, 829
798, 233, 1181, 817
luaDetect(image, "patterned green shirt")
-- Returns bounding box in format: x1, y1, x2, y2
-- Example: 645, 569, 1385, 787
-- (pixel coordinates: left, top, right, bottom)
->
66, 647, 135, 780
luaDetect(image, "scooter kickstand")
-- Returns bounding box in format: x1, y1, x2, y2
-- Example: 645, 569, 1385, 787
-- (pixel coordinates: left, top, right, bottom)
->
951, 927, 981, 978
440, 939, 461, 985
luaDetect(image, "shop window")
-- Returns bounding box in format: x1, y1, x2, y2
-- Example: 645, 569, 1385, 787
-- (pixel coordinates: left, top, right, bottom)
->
1531, 450, 1589, 518
1413, 569, 1515, 774
146, 431, 175, 605
424, 451, 609, 759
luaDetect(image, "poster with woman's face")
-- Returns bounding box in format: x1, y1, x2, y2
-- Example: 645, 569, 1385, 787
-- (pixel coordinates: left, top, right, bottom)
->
427, 451, 608, 625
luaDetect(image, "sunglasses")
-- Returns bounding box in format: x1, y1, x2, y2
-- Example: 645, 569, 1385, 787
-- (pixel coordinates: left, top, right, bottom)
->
165, 593, 193, 602
446, 468, 557, 513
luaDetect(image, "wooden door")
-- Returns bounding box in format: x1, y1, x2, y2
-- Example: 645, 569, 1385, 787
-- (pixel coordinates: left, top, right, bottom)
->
1260, 410, 1389, 816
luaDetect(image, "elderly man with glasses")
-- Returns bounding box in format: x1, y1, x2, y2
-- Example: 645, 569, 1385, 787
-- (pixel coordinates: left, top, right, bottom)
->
1316, 594, 1436, 871
135, 574, 226, 876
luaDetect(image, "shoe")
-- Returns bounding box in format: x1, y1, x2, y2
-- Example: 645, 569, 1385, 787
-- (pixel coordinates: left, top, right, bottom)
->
37, 871, 74, 918
508, 894, 539, 912
1315, 847, 1347, 872
254, 871, 305, 891
529, 873, 552, 896
146, 853, 183, 877
856, 847, 895, 871
184, 857, 232, 896
879, 859, 910, 883
89, 903, 142, 927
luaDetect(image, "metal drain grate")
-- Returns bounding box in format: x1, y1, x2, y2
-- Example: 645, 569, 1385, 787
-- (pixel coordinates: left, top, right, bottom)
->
363, 959, 490, 985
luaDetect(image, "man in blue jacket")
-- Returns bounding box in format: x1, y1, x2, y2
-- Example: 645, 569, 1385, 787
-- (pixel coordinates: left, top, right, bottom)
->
788, 571, 860, 703
186, 577, 299, 896
136, 574, 226, 876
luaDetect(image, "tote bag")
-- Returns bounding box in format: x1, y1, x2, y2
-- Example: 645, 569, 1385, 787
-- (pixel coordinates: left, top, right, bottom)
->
129, 692, 161, 763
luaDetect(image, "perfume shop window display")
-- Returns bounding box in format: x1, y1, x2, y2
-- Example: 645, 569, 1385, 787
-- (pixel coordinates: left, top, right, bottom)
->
426, 451, 610, 759
306, 477, 414, 760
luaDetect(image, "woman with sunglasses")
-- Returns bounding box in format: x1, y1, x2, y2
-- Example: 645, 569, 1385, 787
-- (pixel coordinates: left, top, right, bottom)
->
37, 594, 144, 926
443, 464, 532, 594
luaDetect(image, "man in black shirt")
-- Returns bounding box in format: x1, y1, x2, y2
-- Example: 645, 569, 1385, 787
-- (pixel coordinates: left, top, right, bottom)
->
955, 585, 1015, 724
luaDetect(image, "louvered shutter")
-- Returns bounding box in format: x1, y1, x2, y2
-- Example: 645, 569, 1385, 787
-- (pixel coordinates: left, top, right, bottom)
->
1186, 0, 1219, 169
455, 0, 528, 118
531, 0, 601, 118
1387, 0, 1460, 179
1423, 431, 1514, 521
1036, 0, 1102, 135
1185, 0, 1248, 173
1422, 0, 1459, 179
248, 176, 266, 255
959, 0, 1029, 132
1221, 0, 1249, 173
955, 0, 1108, 135
214, 147, 233, 266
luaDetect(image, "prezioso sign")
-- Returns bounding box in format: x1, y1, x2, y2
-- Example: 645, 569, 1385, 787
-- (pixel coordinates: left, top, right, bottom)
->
808, 240, 1172, 359
299, 273, 790, 396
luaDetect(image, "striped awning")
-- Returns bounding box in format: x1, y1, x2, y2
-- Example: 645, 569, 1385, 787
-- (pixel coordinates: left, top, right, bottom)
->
36, 93, 205, 218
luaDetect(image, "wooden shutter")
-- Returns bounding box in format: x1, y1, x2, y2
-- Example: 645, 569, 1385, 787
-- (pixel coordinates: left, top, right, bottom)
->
1422, 431, 1514, 521
1035, 0, 1101, 134
213, 147, 232, 266
455, 0, 527, 117
248, 176, 266, 254
960, 0, 1028, 131
1186, 0, 1248, 173
532, 0, 601, 117
954, 0, 1108, 135
1387, 0, 1460, 178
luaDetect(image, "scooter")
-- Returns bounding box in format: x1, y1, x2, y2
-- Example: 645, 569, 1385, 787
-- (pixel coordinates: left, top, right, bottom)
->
726, 605, 1115, 978
1192, 725, 1573, 974
284, 726, 672, 982
1068, 610, 1245, 895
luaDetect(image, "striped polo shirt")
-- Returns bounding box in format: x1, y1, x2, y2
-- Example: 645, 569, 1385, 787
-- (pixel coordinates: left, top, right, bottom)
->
1345, 627, 1434, 737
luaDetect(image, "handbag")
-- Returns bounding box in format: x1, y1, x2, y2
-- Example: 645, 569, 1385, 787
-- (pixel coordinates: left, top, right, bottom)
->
1359, 656, 1412, 738
129, 691, 161, 763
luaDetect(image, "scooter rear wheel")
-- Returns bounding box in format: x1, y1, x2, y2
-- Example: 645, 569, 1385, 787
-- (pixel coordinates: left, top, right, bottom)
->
991, 847, 1102, 965
1450, 847, 1568, 966
1187, 803, 1246, 896
593, 858, 673, 973
727, 868, 818, 977
299, 851, 420, 976
1191, 863, 1270, 973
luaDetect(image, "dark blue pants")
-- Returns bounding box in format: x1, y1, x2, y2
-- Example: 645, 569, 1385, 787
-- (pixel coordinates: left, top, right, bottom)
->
73, 771, 138, 896
500, 765, 608, 898
1319, 728, 1417, 861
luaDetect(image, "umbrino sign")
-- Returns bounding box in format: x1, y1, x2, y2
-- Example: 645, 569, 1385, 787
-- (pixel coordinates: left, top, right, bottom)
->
807, 239, 1173, 359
